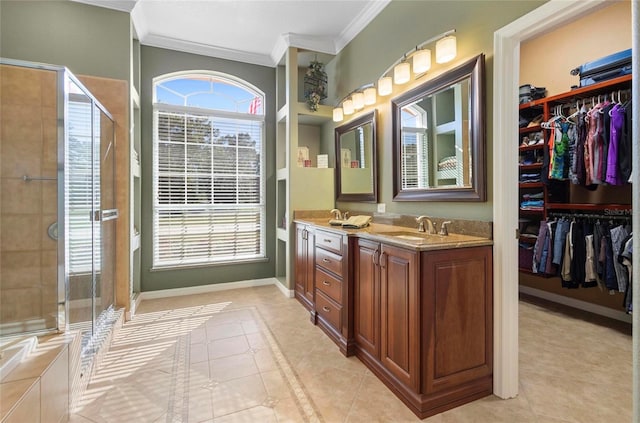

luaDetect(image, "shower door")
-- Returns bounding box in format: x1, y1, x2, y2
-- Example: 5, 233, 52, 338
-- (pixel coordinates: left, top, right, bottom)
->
66, 76, 116, 347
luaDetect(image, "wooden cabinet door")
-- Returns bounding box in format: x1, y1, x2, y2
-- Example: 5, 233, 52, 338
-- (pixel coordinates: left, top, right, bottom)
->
353, 238, 380, 359
294, 224, 306, 296
422, 246, 493, 394
294, 224, 314, 311
379, 243, 419, 391
304, 228, 315, 303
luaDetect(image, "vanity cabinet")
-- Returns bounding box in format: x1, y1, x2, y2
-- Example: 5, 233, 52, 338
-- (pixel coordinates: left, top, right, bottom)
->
314, 229, 349, 352
354, 239, 420, 390
354, 239, 492, 419
294, 223, 315, 314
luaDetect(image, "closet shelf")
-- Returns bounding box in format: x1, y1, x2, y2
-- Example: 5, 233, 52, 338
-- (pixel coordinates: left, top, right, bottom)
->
519, 125, 542, 134
519, 144, 544, 152
519, 208, 544, 215
519, 98, 546, 109
546, 203, 632, 211
519, 182, 544, 188
519, 164, 543, 171
544, 74, 632, 106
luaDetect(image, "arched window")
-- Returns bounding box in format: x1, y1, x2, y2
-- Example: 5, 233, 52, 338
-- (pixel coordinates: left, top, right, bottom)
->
152, 72, 265, 268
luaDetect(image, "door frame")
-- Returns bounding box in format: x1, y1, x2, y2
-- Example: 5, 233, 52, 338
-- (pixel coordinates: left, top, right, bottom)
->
492, 0, 638, 406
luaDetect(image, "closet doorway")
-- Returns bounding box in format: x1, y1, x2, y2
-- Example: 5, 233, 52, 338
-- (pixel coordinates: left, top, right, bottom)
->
492, 0, 638, 419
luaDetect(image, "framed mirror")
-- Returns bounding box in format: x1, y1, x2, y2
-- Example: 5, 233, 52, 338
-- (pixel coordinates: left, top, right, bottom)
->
392, 54, 486, 201
335, 110, 378, 202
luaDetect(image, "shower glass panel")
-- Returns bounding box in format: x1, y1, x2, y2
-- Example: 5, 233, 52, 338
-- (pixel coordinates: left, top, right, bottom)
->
0, 64, 59, 336
0, 59, 116, 346
65, 76, 115, 344
67, 81, 95, 336
96, 108, 116, 327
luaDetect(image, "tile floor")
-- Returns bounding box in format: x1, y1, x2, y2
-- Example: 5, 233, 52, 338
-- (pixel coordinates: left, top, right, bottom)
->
69, 286, 632, 422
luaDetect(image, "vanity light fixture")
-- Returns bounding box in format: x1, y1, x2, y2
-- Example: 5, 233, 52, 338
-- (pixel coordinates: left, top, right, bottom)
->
377, 76, 393, 96
332, 107, 344, 122
352, 92, 365, 110
342, 98, 354, 115
332, 29, 456, 122
393, 60, 411, 84
436, 35, 457, 64
364, 87, 377, 105
412, 48, 431, 74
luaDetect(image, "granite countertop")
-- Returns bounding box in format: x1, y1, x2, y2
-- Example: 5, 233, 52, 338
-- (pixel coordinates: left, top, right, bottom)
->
293, 217, 493, 252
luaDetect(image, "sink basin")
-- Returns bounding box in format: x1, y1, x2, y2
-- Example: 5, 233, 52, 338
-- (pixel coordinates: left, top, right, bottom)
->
371, 231, 445, 242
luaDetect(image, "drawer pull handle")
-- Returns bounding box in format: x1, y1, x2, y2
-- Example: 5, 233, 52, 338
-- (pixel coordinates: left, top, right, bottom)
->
322, 258, 330, 263
324, 239, 332, 243
322, 306, 330, 312
322, 280, 330, 286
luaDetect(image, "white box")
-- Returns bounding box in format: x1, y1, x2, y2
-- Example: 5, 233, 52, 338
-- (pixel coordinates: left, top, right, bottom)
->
317, 154, 328, 168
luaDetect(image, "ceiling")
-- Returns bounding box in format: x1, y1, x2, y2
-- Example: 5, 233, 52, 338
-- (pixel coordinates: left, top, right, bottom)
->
73, 0, 391, 67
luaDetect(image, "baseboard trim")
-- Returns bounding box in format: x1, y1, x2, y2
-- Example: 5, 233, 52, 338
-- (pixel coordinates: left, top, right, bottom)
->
519, 285, 632, 323
274, 279, 295, 298
139, 278, 284, 301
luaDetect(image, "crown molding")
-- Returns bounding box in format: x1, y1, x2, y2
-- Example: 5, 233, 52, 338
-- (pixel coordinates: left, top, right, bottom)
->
141, 33, 274, 67
270, 33, 337, 65
334, 0, 391, 52
70, 0, 138, 13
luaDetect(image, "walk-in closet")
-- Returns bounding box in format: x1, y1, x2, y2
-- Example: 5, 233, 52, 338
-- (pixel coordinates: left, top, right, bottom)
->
517, 1, 632, 418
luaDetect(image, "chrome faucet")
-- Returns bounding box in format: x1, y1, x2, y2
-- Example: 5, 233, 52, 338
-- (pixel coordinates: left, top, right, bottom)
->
330, 208, 343, 220
439, 221, 452, 236
416, 215, 437, 234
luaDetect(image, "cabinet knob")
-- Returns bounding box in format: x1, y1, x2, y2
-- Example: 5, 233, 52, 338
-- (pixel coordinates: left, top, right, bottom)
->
324, 239, 332, 243
322, 258, 330, 263
322, 306, 330, 312
322, 280, 330, 286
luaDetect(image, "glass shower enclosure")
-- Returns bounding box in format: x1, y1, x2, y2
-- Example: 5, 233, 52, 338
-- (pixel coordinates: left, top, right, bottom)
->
0, 59, 118, 353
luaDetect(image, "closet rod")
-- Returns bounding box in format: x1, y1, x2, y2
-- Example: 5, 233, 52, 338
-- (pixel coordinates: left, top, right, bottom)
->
553, 88, 631, 109
548, 211, 632, 222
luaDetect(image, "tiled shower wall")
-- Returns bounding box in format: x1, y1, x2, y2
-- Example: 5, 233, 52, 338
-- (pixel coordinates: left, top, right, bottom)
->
1, 64, 59, 333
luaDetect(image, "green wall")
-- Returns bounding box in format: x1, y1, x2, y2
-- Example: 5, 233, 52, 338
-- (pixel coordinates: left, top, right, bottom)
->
325, 0, 546, 221
0, 0, 130, 81
140, 46, 276, 291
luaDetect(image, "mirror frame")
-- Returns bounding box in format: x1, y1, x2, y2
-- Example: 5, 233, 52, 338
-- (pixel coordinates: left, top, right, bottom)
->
391, 53, 486, 201
335, 109, 378, 202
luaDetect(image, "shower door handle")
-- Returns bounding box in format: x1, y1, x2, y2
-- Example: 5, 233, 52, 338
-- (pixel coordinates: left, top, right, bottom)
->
101, 209, 119, 221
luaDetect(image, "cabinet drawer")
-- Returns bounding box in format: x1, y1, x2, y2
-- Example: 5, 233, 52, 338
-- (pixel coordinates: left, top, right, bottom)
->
315, 290, 342, 330
315, 248, 343, 276
315, 230, 342, 255
315, 267, 343, 304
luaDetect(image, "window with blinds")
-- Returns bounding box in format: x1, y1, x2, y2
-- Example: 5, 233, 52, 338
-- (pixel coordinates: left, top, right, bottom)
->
153, 73, 265, 268
401, 106, 430, 189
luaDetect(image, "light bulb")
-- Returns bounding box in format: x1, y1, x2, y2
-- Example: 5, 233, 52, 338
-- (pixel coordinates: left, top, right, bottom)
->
352, 92, 365, 110
364, 87, 377, 105
413, 49, 431, 74
333, 107, 343, 122
436, 35, 457, 64
378, 76, 392, 96
342, 99, 354, 115
394, 61, 411, 84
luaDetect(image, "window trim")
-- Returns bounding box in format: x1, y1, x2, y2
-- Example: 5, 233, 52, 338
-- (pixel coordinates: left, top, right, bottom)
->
151, 71, 266, 270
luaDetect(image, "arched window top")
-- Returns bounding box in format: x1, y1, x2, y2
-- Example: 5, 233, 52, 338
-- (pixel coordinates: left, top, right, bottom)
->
154, 71, 264, 115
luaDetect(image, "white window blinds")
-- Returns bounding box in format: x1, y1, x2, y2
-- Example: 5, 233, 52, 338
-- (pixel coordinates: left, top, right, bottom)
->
153, 107, 265, 268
